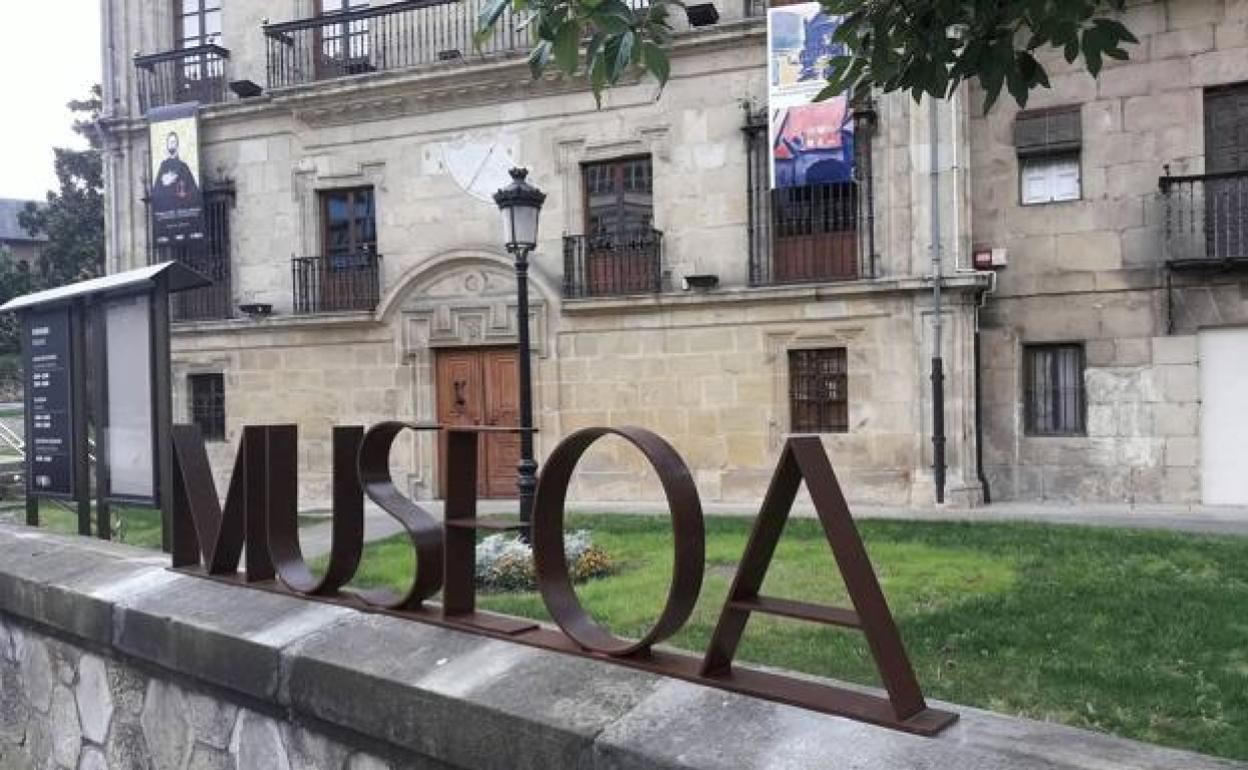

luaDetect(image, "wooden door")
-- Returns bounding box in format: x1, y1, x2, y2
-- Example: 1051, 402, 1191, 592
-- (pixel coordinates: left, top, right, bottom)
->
436, 348, 521, 499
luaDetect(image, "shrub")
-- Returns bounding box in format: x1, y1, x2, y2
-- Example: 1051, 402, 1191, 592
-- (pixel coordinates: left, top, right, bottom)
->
475, 529, 612, 592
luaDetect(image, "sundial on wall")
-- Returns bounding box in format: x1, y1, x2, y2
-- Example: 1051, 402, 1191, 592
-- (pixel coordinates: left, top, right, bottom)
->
442, 137, 518, 203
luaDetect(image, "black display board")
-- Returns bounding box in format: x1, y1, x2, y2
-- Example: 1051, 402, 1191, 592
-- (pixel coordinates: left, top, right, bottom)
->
22, 306, 77, 498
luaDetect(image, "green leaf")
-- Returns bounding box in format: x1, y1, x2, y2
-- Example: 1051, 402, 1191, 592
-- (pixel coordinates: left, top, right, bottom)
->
593, 13, 631, 35
1064, 38, 1079, 64
528, 39, 552, 79
1085, 45, 1103, 77
554, 21, 582, 74
475, 0, 510, 43
641, 41, 670, 88
588, 45, 608, 107
1093, 17, 1139, 44
615, 29, 635, 79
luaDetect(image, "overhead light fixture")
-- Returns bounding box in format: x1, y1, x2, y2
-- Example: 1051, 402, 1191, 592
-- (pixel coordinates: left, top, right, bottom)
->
685, 3, 720, 27
684, 274, 719, 291
229, 80, 263, 98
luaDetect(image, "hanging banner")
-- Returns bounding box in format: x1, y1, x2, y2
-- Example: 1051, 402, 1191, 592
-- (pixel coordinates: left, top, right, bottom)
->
148, 102, 205, 245
768, 3, 854, 188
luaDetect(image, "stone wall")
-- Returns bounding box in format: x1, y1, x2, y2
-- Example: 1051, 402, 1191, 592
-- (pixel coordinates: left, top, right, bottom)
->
8, 522, 1248, 770
0, 524, 1239, 770
554, 280, 986, 506
970, 0, 1248, 503
99, 0, 1248, 508
0, 615, 407, 770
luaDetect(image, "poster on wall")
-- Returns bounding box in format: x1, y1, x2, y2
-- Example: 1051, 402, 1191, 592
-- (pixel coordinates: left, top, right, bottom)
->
148, 102, 205, 245
104, 293, 156, 502
767, 2, 854, 188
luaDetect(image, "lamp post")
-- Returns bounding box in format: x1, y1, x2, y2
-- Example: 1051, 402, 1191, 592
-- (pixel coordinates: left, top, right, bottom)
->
493, 168, 546, 533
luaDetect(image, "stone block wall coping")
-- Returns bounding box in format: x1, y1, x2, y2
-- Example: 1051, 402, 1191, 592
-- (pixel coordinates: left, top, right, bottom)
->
171, 310, 380, 336
0, 522, 1240, 770
562, 273, 994, 315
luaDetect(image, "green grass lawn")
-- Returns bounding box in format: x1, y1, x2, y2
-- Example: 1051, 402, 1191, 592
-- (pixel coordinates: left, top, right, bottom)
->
336, 515, 1248, 761
21, 501, 167, 549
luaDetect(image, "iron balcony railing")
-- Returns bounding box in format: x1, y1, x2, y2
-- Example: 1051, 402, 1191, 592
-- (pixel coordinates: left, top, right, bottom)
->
563, 228, 664, 298
1160, 168, 1248, 267
262, 0, 743, 88
743, 108, 876, 286
263, 0, 535, 88
150, 182, 236, 322
292, 252, 383, 313
134, 44, 231, 112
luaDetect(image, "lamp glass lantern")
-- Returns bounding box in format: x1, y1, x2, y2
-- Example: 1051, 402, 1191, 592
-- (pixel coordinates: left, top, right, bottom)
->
493, 168, 547, 252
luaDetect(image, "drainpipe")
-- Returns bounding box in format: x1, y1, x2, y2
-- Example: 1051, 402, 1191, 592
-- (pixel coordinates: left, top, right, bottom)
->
929, 99, 947, 504
973, 309, 991, 504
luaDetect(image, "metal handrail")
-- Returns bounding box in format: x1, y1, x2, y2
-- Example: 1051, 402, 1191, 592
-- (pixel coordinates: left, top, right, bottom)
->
1160, 167, 1248, 189
134, 43, 231, 69
263, 0, 457, 37
0, 421, 24, 454
0, 421, 95, 465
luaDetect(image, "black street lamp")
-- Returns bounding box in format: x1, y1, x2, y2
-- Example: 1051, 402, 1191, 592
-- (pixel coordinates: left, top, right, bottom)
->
493, 168, 546, 533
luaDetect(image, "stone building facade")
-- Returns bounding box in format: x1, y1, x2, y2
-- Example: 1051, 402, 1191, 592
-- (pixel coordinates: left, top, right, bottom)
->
98, 0, 1248, 509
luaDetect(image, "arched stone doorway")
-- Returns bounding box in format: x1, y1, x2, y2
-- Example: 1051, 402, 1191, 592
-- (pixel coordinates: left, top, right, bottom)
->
381, 250, 557, 500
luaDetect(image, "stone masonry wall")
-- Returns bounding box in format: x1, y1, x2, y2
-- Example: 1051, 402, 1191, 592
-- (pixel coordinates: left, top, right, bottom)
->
0, 522, 1238, 770
970, 0, 1248, 503
0, 615, 408, 770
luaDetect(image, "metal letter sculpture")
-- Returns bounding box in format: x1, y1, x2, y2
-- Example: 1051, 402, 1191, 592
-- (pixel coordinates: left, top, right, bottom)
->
169, 422, 957, 736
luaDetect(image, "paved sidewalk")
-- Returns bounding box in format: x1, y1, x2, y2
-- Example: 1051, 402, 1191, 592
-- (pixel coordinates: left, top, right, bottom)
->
297, 498, 1248, 558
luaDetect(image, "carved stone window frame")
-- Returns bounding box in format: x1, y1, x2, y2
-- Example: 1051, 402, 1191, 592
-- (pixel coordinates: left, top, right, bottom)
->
554, 125, 671, 235
293, 160, 386, 258
765, 327, 865, 447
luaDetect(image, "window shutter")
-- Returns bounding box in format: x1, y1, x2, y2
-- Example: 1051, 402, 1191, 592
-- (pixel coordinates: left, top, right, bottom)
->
1014, 106, 1082, 158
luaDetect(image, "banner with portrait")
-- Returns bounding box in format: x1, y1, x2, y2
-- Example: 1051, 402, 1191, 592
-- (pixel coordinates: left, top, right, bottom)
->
768, 3, 854, 189
148, 103, 205, 245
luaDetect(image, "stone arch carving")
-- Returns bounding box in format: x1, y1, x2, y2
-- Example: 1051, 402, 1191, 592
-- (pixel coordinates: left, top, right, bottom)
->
379, 249, 559, 500
378, 248, 557, 357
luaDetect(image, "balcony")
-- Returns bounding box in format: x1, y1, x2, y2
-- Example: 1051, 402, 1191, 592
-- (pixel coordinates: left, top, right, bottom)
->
263, 0, 535, 89
152, 182, 235, 322
292, 252, 382, 314
263, 0, 759, 89
1160, 169, 1248, 269
134, 44, 231, 112
563, 228, 664, 298
743, 108, 876, 286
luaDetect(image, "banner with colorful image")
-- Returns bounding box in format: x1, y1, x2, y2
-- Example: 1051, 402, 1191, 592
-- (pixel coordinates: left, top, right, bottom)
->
148, 102, 205, 245
768, 2, 854, 188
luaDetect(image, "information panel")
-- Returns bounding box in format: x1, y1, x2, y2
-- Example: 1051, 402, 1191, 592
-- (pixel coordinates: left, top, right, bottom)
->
105, 294, 155, 501
22, 307, 76, 497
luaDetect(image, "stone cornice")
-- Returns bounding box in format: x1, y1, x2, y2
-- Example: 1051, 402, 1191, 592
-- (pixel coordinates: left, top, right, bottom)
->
171, 310, 381, 337
561, 273, 994, 315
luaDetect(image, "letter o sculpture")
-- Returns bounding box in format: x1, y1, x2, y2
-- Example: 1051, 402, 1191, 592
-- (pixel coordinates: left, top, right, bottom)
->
533, 426, 704, 656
